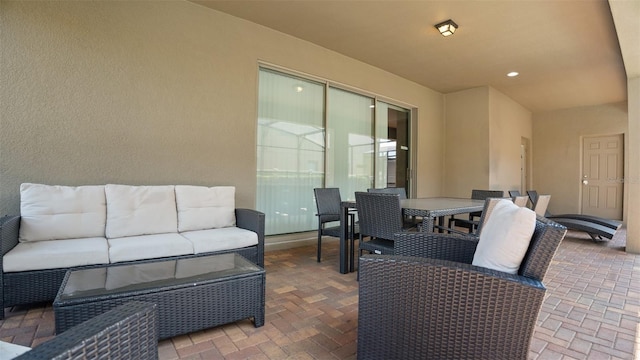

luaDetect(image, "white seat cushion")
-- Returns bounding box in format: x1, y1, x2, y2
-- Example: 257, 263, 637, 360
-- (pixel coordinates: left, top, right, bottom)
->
472, 199, 536, 274
107, 233, 194, 263
180, 227, 258, 254
175, 185, 236, 232
105, 184, 178, 239
0, 341, 31, 359
2, 237, 109, 272
19, 183, 106, 242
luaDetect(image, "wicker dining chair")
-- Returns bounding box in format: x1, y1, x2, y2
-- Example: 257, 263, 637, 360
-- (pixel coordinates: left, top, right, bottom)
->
366, 187, 420, 229
355, 191, 407, 273
313, 188, 358, 263
15, 301, 158, 360
509, 190, 522, 197
357, 208, 567, 360
513, 195, 529, 207
448, 189, 504, 233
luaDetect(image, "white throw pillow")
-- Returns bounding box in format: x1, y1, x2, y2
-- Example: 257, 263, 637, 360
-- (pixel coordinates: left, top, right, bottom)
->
105, 184, 178, 238
19, 183, 106, 242
175, 185, 236, 232
472, 199, 536, 274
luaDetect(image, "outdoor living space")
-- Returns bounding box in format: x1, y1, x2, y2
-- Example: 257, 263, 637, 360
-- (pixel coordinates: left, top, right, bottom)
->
2, 1, 640, 359
1, 228, 638, 359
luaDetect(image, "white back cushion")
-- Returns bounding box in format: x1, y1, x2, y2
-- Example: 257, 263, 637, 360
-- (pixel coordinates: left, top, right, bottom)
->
105, 184, 178, 238
19, 183, 106, 242
472, 199, 536, 274
175, 185, 236, 232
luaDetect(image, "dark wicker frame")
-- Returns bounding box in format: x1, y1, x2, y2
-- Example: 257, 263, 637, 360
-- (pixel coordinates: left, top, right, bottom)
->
0, 208, 264, 319
16, 301, 158, 360
313, 188, 358, 263
357, 215, 567, 360
53, 254, 265, 339
448, 189, 504, 233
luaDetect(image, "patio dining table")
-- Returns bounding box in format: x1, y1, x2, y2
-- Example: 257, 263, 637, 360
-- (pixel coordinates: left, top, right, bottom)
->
338, 197, 485, 274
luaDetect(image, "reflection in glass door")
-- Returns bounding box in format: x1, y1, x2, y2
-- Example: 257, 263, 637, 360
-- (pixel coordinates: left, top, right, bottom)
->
326, 88, 375, 200
374, 102, 411, 193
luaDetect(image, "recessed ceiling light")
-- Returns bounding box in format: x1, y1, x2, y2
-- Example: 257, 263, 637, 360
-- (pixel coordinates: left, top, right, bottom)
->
507, 71, 519, 77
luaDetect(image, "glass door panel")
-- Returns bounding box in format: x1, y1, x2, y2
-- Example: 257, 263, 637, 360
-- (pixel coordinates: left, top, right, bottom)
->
326, 87, 375, 200
256, 69, 325, 235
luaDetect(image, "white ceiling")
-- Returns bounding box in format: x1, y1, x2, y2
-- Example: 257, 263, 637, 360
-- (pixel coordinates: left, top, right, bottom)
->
193, 0, 638, 113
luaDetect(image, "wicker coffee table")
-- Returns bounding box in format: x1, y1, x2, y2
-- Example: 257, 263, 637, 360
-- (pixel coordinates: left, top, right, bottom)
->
53, 253, 265, 339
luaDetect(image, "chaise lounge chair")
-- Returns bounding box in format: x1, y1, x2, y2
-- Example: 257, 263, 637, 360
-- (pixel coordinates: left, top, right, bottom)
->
545, 214, 621, 242
527, 190, 621, 242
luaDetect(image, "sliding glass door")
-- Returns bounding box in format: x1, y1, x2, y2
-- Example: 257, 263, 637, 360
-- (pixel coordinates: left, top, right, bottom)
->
326, 87, 374, 200
256, 69, 325, 234
257, 67, 411, 235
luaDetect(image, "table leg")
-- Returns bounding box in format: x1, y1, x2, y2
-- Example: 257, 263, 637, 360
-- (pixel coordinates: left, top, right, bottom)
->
422, 216, 435, 233
339, 204, 349, 274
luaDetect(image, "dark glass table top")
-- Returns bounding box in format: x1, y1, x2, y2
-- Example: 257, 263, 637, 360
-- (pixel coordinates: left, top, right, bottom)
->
58, 253, 263, 301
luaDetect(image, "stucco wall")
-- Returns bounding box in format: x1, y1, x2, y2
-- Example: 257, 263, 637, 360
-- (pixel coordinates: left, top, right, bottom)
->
443, 87, 490, 197
489, 88, 533, 193
444, 86, 532, 198
532, 102, 628, 216
0, 1, 444, 217
626, 76, 639, 252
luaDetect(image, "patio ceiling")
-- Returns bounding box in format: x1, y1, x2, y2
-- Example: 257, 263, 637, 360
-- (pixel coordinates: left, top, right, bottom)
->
193, 0, 638, 113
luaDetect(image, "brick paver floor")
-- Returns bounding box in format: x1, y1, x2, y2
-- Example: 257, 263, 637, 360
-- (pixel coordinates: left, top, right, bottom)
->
1, 227, 638, 359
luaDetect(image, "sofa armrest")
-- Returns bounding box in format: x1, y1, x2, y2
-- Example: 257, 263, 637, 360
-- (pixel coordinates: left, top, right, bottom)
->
235, 208, 265, 267
1, 215, 20, 257
358, 255, 545, 360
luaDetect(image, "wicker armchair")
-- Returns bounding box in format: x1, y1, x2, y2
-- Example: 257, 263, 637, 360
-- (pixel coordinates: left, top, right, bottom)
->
357, 215, 567, 360
15, 301, 158, 360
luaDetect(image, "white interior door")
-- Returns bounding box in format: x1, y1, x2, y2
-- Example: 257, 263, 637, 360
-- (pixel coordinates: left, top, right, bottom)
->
581, 134, 624, 220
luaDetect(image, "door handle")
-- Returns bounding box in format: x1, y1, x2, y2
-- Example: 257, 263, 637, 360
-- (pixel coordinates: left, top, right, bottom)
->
582, 180, 589, 185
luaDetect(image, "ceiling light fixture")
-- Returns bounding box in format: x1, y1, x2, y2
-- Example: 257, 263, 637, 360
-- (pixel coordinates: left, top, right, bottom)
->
507, 71, 519, 77
435, 19, 458, 37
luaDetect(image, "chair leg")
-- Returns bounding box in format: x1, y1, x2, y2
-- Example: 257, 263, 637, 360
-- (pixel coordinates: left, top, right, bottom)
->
357, 235, 363, 281
317, 231, 322, 262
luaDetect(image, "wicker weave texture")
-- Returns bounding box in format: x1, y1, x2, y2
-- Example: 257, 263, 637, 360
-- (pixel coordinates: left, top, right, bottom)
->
355, 192, 403, 241
357, 216, 568, 360
0, 209, 265, 320
17, 301, 158, 360
54, 269, 265, 340
357, 256, 545, 360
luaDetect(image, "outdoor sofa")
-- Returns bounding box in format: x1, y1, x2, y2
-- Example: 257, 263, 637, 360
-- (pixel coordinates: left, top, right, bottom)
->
0, 183, 265, 319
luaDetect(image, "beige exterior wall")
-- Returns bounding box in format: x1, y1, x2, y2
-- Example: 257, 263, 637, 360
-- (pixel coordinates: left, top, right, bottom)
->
532, 102, 628, 216
627, 76, 640, 253
443, 86, 532, 198
488, 88, 533, 193
443, 87, 490, 197
0, 1, 443, 217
